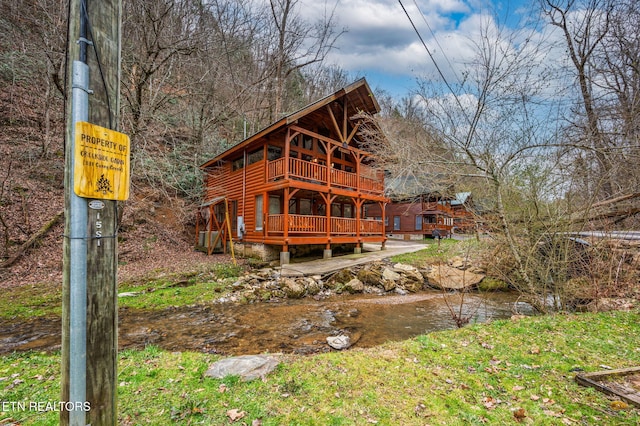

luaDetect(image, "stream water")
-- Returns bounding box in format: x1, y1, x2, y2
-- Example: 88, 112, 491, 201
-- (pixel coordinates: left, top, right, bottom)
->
0, 290, 533, 356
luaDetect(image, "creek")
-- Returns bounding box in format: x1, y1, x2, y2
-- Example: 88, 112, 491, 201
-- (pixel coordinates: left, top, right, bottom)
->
0, 290, 533, 355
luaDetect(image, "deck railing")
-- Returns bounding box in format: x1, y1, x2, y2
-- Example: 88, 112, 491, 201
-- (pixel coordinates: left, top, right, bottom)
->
266, 158, 384, 195
423, 202, 454, 216
330, 169, 358, 189
267, 214, 382, 235
289, 158, 327, 183
422, 223, 453, 233
360, 218, 383, 234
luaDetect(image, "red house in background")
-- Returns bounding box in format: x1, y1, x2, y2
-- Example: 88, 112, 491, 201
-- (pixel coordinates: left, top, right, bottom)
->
367, 174, 454, 239
451, 192, 477, 233
196, 79, 388, 264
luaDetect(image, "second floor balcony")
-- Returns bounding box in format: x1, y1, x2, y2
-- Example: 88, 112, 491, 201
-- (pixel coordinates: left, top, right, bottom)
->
267, 157, 384, 195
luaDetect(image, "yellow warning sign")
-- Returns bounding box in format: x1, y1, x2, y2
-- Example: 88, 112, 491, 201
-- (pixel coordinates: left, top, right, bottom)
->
74, 122, 130, 200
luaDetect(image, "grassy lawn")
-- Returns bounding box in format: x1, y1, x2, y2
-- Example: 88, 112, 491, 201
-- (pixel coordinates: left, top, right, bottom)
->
1, 310, 639, 425
0, 263, 245, 320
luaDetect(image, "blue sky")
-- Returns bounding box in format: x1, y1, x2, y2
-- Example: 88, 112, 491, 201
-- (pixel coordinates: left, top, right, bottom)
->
303, 0, 537, 98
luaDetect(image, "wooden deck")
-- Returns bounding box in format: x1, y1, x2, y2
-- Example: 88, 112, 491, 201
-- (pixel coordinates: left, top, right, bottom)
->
267, 214, 383, 235
267, 157, 384, 195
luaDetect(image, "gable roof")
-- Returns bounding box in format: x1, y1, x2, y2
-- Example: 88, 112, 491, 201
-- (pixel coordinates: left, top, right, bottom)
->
451, 192, 472, 206
201, 78, 379, 169
385, 172, 453, 200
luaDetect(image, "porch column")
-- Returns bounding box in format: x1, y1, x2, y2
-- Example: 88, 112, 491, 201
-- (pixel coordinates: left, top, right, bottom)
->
284, 128, 291, 180
281, 187, 290, 264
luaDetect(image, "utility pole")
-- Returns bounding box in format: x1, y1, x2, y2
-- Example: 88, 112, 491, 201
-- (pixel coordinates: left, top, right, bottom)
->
62, 0, 126, 425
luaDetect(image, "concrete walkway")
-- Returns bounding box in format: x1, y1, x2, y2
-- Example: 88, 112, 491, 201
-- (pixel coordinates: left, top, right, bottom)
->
279, 240, 430, 277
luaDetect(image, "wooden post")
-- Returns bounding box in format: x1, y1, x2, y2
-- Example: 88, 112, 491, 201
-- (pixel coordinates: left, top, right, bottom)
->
62, 0, 121, 424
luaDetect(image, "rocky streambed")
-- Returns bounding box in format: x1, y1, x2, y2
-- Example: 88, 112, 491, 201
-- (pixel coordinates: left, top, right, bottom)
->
218, 257, 488, 304
0, 257, 535, 356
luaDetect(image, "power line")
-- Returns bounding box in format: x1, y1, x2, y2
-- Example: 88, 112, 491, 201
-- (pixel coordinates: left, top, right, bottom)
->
410, 0, 461, 86
397, 0, 472, 127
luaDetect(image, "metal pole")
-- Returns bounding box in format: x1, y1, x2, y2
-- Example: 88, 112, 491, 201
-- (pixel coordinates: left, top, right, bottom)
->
68, 1, 90, 421
69, 59, 89, 426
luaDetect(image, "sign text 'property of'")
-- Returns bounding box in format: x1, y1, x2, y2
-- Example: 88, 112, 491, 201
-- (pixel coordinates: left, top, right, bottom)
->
74, 122, 130, 201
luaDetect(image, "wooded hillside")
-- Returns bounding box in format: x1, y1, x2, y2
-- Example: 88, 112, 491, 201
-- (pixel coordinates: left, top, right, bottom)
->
0, 0, 356, 287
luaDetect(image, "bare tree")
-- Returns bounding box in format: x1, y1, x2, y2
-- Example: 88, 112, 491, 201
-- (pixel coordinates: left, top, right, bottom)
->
359, 12, 570, 312
261, 0, 344, 120
121, 0, 201, 140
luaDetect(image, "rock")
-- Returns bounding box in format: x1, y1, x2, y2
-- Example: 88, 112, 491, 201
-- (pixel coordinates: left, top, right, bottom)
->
382, 267, 401, 281
327, 335, 351, 350
357, 269, 382, 286
393, 263, 418, 273
333, 269, 354, 283
204, 355, 279, 381
426, 265, 485, 290
282, 278, 306, 298
118, 292, 139, 297
381, 267, 401, 291
448, 256, 467, 269
586, 298, 636, 312
401, 274, 424, 292
344, 278, 364, 293
305, 277, 323, 295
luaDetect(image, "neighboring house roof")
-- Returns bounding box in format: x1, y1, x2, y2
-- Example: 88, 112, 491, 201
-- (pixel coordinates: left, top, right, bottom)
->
385, 172, 451, 200
451, 192, 472, 206
200, 78, 379, 169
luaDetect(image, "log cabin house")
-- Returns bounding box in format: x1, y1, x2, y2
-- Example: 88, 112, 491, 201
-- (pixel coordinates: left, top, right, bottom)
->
366, 174, 454, 239
451, 192, 476, 232
196, 79, 389, 264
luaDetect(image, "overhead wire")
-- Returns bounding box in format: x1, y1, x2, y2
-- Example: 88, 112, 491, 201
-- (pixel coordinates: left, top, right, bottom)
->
397, 0, 472, 127
80, 0, 114, 130
410, 0, 461, 87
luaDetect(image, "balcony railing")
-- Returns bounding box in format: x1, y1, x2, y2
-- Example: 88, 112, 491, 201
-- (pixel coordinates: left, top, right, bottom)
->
423, 202, 454, 216
267, 157, 384, 195
267, 214, 383, 235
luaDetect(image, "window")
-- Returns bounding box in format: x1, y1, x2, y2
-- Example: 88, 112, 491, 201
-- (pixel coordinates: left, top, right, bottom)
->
302, 154, 313, 162
269, 196, 281, 214
344, 204, 352, 218
303, 136, 313, 150
393, 216, 401, 231
385, 217, 389, 226
267, 146, 282, 161
232, 157, 244, 171
299, 199, 312, 215
290, 150, 298, 159
247, 148, 263, 165
255, 195, 263, 230
415, 215, 423, 231
332, 203, 342, 217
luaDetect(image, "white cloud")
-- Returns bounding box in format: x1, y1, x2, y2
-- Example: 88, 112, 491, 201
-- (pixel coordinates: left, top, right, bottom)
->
297, 0, 562, 97
310, 0, 488, 83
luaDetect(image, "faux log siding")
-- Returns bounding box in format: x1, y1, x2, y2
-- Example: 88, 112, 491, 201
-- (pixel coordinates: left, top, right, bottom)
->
387, 202, 423, 233
204, 156, 266, 239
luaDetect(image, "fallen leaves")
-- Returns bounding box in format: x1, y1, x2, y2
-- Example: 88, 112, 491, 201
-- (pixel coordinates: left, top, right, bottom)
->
610, 400, 629, 410
513, 407, 526, 422
226, 408, 246, 422
482, 396, 501, 410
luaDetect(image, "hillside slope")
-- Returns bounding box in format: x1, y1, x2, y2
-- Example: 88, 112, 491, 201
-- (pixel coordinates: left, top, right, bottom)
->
0, 82, 220, 289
